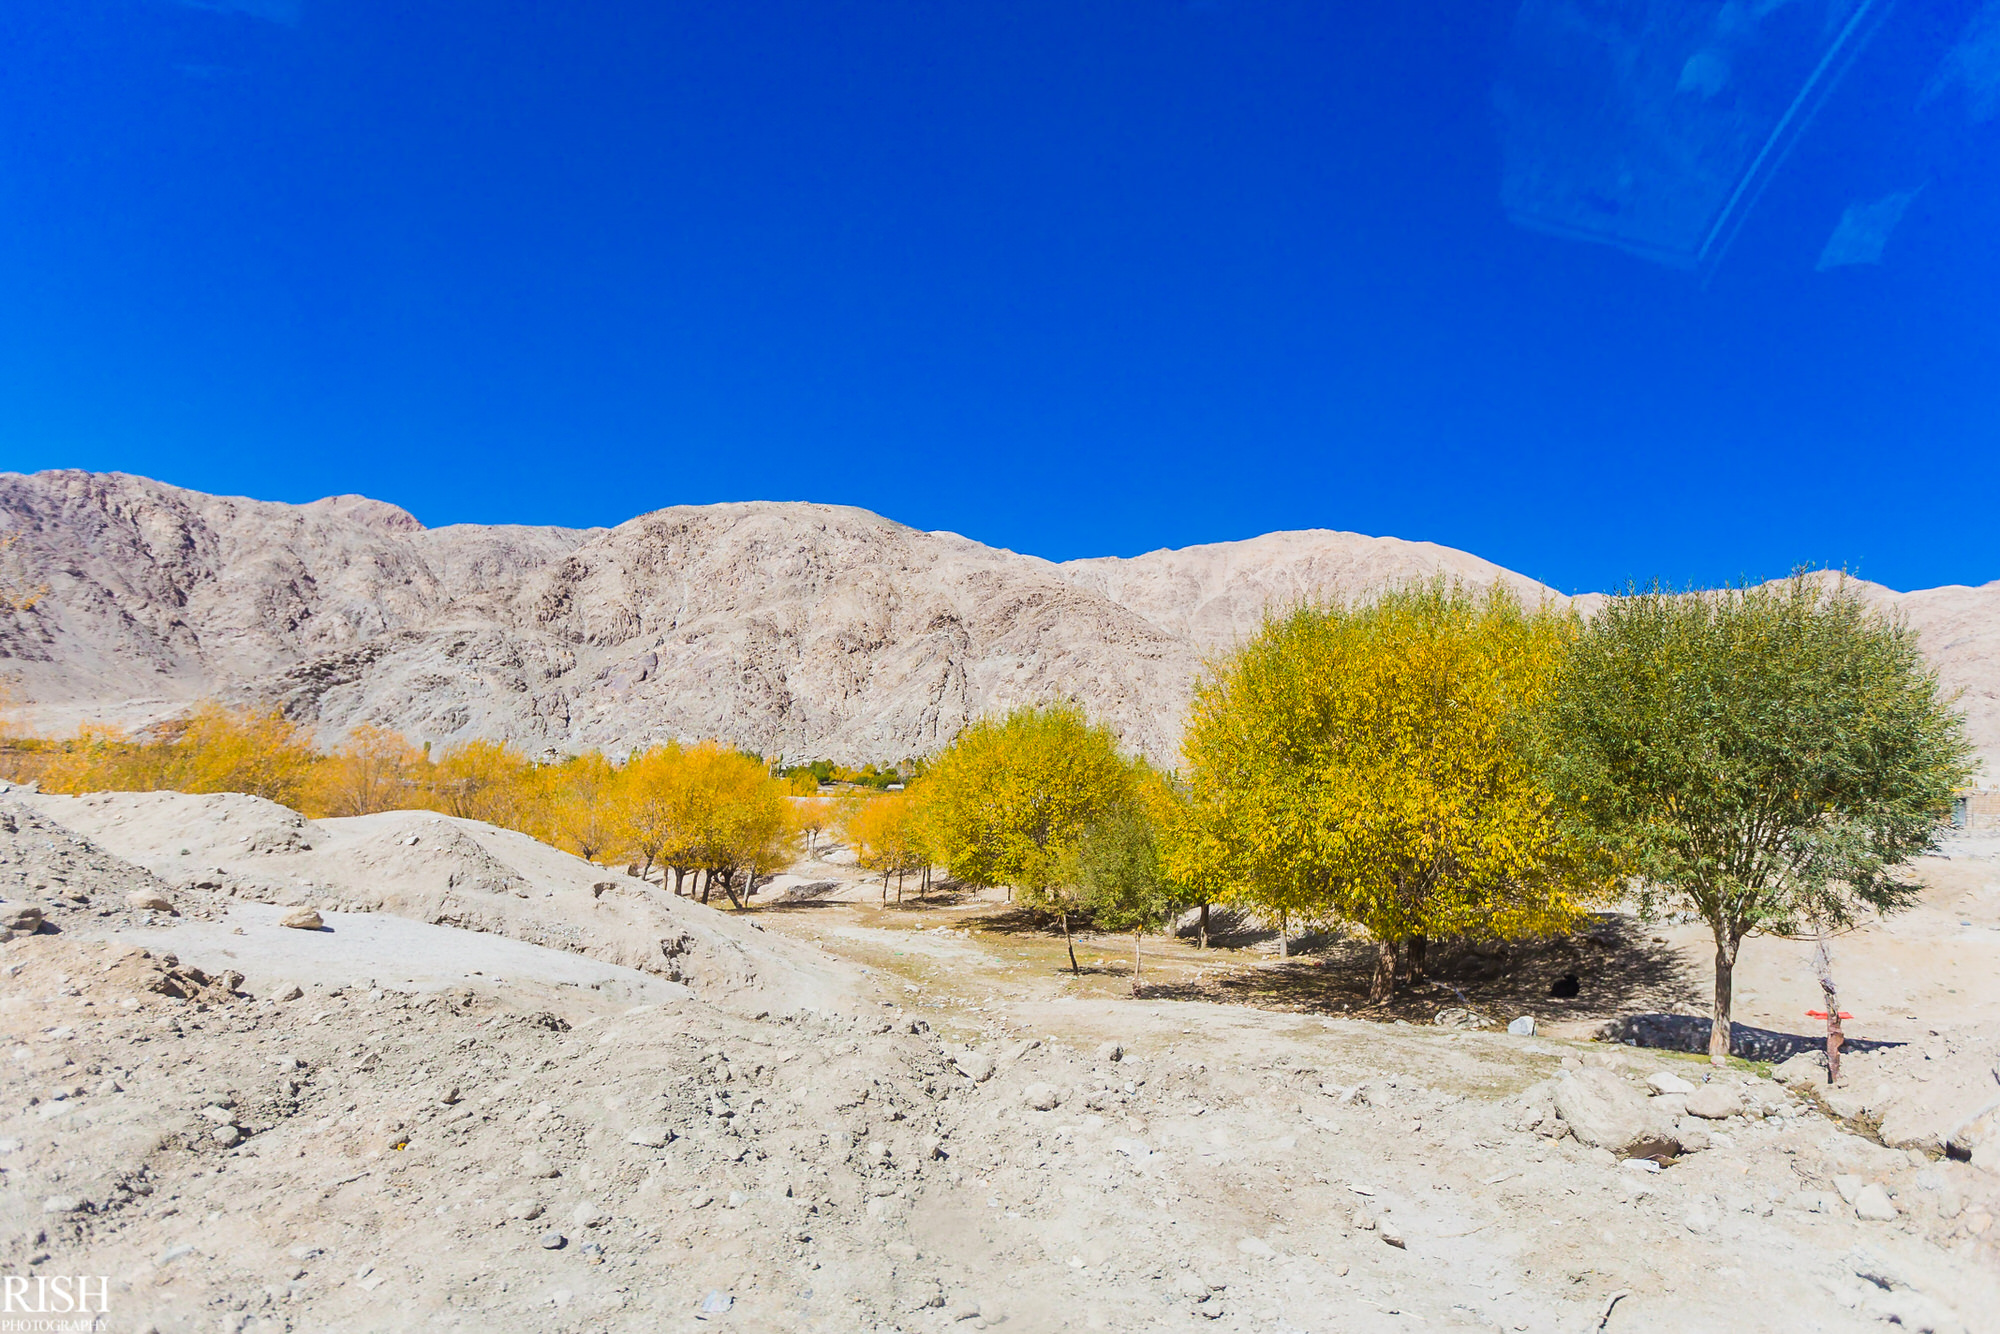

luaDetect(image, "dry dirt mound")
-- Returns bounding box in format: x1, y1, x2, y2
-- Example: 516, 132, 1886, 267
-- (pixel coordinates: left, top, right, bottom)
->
24, 789, 850, 1015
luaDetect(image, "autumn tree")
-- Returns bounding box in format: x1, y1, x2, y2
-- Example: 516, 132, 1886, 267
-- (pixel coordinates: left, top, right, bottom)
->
1177, 581, 1613, 1003
536, 751, 624, 863
35, 724, 156, 795
426, 739, 535, 826
620, 742, 694, 881
847, 791, 929, 901
685, 743, 793, 908
1549, 574, 1973, 1063
795, 795, 837, 857
36, 702, 320, 806
309, 724, 423, 817
921, 703, 1137, 970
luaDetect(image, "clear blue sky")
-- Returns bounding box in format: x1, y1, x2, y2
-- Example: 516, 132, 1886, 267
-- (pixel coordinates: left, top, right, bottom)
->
3, 1, 1996, 594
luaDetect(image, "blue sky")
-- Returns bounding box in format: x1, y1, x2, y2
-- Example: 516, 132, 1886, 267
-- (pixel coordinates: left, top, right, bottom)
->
2, 0, 1996, 594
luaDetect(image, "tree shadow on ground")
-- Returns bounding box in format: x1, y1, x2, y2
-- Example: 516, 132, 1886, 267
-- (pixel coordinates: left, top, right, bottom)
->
1137, 914, 1707, 1027
877, 880, 981, 912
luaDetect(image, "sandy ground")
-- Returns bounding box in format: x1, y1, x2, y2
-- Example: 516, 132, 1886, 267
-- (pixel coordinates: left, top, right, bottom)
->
2, 799, 1997, 1333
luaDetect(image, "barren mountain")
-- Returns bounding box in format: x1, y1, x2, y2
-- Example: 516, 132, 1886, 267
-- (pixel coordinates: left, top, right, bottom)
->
1, 469, 1995, 772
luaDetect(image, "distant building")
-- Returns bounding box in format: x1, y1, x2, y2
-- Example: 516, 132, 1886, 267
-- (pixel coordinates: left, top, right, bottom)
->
1952, 789, 2000, 833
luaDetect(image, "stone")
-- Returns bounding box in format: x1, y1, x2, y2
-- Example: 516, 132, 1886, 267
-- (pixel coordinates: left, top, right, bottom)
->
1095, 1042, 1124, 1063
1175, 1273, 1211, 1298
212, 1125, 243, 1148
1551, 1068, 1679, 1159
626, 1124, 674, 1148
700, 1291, 734, 1314
126, 890, 175, 913
42, 1195, 82, 1214
1684, 1083, 1741, 1120
1852, 1183, 1898, 1222
280, 907, 324, 931
1646, 1071, 1696, 1096
198, 1104, 235, 1124
572, 1202, 605, 1228
507, 1199, 544, 1220
274, 984, 304, 1002
1771, 1050, 1829, 1087
539, 1232, 566, 1250
0, 903, 43, 933
521, 1153, 560, 1179
1022, 1082, 1062, 1111
1507, 1016, 1536, 1036
1834, 1176, 1866, 1205
1236, 1237, 1276, 1259
1432, 1007, 1491, 1029
1379, 1224, 1406, 1249
954, 1051, 996, 1083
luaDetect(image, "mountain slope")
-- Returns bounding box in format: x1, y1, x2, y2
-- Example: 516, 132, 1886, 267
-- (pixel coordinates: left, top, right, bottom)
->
1, 470, 1993, 774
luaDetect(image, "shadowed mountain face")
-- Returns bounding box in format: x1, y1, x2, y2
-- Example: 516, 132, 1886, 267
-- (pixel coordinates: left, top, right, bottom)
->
2, 470, 1995, 773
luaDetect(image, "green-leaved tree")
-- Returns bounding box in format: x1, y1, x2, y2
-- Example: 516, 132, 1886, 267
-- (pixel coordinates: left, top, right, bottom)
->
1550, 574, 1974, 1062
1062, 782, 1191, 991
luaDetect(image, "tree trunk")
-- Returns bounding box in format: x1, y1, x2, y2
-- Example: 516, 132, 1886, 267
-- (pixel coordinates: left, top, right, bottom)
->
1709, 928, 1741, 1065
1813, 927, 1843, 1083
719, 869, 746, 911
1278, 910, 1288, 960
699, 870, 712, 905
1408, 934, 1428, 985
672, 866, 687, 896
1369, 938, 1399, 1004
1061, 911, 1079, 975
1199, 902, 1209, 949
1133, 930, 1143, 996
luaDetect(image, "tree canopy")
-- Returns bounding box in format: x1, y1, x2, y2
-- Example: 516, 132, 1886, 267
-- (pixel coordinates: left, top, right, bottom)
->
918, 702, 1136, 897
1174, 580, 1615, 1000
1549, 573, 1974, 1060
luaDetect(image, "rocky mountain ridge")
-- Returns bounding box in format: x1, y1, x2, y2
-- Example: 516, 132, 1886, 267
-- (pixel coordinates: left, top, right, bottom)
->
2, 469, 1995, 773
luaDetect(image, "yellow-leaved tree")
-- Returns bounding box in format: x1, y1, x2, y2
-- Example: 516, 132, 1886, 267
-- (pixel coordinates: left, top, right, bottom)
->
681, 743, 793, 908
1175, 580, 1616, 1002
535, 751, 624, 863
619, 742, 691, 882
920, 703, 1136, 969
426, 739, 536, 827
846, 790, 930, 901
794, 795, 838, 857
308, 724, 424, 817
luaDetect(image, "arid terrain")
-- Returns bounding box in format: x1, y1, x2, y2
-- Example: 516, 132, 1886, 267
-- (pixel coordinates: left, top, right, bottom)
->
4, 472, 1999, 1332
3, 471, 1995, 775
4, 783, 1998, 1333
